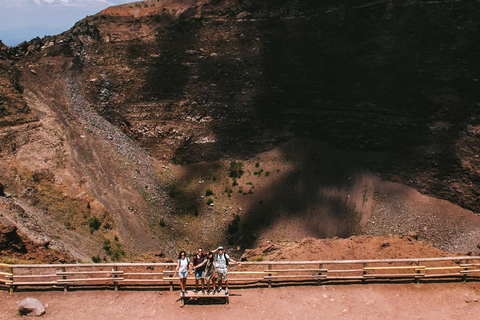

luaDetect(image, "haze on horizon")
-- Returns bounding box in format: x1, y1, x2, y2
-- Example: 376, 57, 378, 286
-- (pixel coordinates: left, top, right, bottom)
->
0, 0, 133, 47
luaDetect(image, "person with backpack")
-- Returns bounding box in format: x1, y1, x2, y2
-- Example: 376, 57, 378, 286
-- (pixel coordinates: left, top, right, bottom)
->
175, 250, 190, 296
212, 246, 239, 295
192, 248, 207, 294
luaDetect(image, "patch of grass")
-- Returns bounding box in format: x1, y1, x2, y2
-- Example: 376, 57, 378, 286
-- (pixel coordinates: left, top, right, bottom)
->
253, 169, 264, 176
103, 236, 126, 261
229, 161, 244, 179
224, 186, 233, 198
250, 255, 264, 262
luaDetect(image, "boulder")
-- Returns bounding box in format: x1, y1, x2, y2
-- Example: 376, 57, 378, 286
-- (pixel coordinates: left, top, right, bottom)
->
18, 298, 46, 316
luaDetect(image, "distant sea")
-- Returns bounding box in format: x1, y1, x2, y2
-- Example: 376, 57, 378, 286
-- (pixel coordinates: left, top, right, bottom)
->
0, 26, 66, 47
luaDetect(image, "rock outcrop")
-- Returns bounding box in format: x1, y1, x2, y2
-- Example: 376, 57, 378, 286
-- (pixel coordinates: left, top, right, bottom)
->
0, 0, 479, 258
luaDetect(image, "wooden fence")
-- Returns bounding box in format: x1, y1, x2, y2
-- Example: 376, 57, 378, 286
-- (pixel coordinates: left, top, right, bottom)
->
1, 256, 480, 293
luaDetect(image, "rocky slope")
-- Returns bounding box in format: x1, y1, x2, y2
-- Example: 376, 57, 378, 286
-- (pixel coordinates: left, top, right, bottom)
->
0, 0, 479, 260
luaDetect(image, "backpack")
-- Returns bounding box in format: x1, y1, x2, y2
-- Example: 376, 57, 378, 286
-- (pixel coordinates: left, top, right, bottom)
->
216, 253, 229, 267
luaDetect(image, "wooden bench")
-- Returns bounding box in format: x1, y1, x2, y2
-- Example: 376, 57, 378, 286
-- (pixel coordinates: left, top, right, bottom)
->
179, 290, 229, 307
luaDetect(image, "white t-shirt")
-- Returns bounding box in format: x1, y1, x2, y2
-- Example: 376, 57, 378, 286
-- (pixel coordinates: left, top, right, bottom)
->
178, 257, 189, 272
216, 253, 229, 269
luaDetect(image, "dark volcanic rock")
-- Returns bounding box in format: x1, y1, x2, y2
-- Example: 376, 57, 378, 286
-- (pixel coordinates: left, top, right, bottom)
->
65, 0, 479, 212
1, 0, 479, 258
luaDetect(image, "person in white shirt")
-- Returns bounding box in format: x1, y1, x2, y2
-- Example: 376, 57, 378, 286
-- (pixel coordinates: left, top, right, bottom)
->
212, 246, 239, 295
175, 250, 190, 296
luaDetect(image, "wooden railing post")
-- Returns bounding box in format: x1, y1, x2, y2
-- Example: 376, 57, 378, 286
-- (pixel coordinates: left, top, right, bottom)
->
61, 267, 68, 293
415, 261, 421, 284
317, 263, 323, 285
113, 266, 119, 292
268, 265, 272, 289
463, 259, 469, 283
8, 266, 14, 294
362, 263, 367, 283
168, 265, 174, 291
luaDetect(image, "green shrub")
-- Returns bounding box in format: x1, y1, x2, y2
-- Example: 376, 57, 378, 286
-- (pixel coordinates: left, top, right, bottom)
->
103, 237, 126, 261
205, 189, 214, 196
206, 198, 214, 206
88, 217, 102, 234
229, 161, 244, 179
91, 256, 101, 263
253, 169, 264, 176
159, 218, 166, 227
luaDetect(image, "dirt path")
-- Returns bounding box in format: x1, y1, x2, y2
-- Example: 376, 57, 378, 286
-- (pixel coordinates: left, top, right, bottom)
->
1, 282, 479, 319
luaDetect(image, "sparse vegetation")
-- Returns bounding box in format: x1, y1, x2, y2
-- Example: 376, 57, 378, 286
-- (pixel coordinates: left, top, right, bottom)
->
224, 186, 233, 197
88, 217, 102, 234
254, 169, 264, 176
229, 161, 244, 179
250, 255, 264, 261
103, 236, 126, 261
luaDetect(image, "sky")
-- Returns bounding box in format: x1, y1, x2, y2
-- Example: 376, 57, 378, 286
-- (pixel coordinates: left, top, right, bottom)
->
0, 0, 134, 46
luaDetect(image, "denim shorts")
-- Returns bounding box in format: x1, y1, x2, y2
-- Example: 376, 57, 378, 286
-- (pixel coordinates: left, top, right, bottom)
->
178, 271, 188, 279
195, 270, 205, 280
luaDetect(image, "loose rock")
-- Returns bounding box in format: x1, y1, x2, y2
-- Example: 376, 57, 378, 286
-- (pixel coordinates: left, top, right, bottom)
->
18, 298, 46, 316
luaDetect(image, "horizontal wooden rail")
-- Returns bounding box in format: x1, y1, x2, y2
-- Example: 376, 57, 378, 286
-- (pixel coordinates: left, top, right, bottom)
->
364, 266, 426, 270
1, 256, 479, 292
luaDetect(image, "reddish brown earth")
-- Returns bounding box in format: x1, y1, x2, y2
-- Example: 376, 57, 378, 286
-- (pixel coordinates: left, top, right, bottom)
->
1, 283, 480, 320
1, 235, 479, 319
0, 224, 74, 264
241, 235, 452, 262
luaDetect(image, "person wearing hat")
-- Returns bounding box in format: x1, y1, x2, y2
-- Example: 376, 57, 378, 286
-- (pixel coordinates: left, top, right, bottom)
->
212, 246, 239, 295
